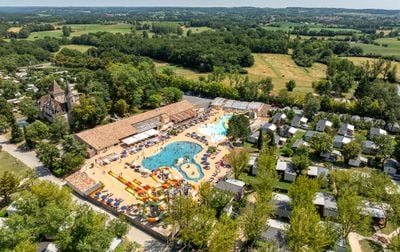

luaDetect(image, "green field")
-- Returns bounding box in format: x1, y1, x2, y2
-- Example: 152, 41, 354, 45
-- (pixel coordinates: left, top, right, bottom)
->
353, 38, 400, 56
0, 151, 30, 178
246, 54, 326, 93
154, 53, 327, 94
344, 56, 400, 79
59, 44, 93, 53
264, 21, 361, 33
27, 23, 133, 40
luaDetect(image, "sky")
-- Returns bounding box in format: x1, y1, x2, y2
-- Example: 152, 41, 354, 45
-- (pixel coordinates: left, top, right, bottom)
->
0, 0, 399, 10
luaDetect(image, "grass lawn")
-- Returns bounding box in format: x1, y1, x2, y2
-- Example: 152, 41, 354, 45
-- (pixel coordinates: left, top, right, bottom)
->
153, 59, 206, 80
352, 38, 400, 57
380, 221, 398, 235
154, 53, 327, 95
27, 23, 133, 40
245, 54, 327, 94
0, 151, 30, 178
359, 239, 383, 252
344, 56, 400, 79
239, 172, 292, 193
59, 44, 93, 53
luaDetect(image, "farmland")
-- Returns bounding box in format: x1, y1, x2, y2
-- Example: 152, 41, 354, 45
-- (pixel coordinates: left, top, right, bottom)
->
154, 53, 326, 94
246, 54, 326, 93
352, 37, 400, 56
27, 23, 133, 40
344, 56, 400, 79
59, 44, 93, 53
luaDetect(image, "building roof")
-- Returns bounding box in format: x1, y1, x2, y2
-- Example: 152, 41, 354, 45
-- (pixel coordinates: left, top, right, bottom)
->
307, 166, 329, 177
76, 100, 194, 151
316, 119, 333, 130
272, 112, 287, 123
334, 135, 352, 144
370, 127, 387, 137
211, 97, 226, 107
65, 171, 99, 195
304, 130, 316, 139
363, 140, 376, 149
261, 123, 277, 132
314, 192, 338, 210
384, 158, 399, 169
339, 123, 354, 133
50, 80, 64, 95
215, 179, 245, 194
276, 160, 293, 172
292, 139, 308, 149
291, 115, 308, 126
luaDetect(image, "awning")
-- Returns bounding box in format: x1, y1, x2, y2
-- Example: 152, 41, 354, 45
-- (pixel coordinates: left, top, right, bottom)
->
121, 136, 139, 145
143, 129, 160, 137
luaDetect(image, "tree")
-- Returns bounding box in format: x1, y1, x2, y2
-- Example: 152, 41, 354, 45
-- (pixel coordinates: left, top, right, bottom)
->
259, 77, 274, 97
257, 129, 264, 150
287, 205, 337, 252
342, 141, 362, 162
24, 120, 49, 148
71, 96, 107, 131
56, 205, 118, 252
309, 132, 333, 155
62, 135, 86, 157
108, 218, 129, 238
252, 147, 278, 203
389, 235, 400, 251
19, 98, 39, 123
0, 180, 73, 249
288, 176, 319, 207
292, 153, 311, 176
166, 195, 197, 232
242, 201, 274, 245
199, 182, 233, 218
373, 134, 394, 162
13, 240, 37, 252
303, 93, 320, 119
148, 94, 163, 108
227, 148, 250, 179
62, 26, 71, 37
208, 214, 238, 252
394, 137, 400, 164
160, 87, 183, 104
336, 189, 370, 238
49, 117, 69, 142
178, 204, 215, 248
0, 171, 20, 203
0, 115, 10, 133
114, 99, 129, 117
10, 123, 24, 143
227, 114, 250, 141
36, 142, 60, 171
286, 80, 296, 91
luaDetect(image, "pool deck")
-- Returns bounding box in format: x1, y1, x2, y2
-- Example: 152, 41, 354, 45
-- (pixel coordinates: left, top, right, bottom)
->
81, 109, 232, 208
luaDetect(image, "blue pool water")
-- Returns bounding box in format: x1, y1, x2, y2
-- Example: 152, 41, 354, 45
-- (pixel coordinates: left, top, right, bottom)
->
198, 114, 232, 143
141, 141, 204, 182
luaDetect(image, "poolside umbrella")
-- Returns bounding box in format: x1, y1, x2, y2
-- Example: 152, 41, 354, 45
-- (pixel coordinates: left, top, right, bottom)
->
114, 202, 120, 207
95, 192, 101, 196
201, 157, 208, 160
107, 198, 113, 203
101, 195, 107, 200
205, 162, 210, 165
121, 206, 127, 211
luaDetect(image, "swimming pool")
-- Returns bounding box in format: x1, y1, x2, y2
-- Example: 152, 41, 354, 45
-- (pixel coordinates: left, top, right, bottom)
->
198, 114, 232, 143
141, 141, 204, 182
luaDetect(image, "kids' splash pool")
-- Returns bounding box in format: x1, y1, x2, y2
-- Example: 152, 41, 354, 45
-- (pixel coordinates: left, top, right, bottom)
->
142, 141, 204, 182
198, 114, 232, 143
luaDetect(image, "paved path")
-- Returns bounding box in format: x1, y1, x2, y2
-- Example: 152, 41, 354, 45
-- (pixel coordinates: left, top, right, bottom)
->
0, 135, 168, 251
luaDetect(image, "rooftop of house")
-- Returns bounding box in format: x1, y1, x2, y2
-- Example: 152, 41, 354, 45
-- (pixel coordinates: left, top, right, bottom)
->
75, 100, 195, 151
334, 135, 352, 144
215, 179, 245, 194
65, 171, 99, 195
316, 119, 333, 128
313, 192, 338, 210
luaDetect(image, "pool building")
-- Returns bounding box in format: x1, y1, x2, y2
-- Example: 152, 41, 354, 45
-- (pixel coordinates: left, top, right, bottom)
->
76, 100, 197, 156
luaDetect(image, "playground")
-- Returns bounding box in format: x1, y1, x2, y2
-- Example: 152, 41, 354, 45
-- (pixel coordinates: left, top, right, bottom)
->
84, 109, 233, 223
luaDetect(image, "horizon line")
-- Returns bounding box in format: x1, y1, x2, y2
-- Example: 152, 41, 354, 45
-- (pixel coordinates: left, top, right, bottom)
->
0, 6, 399, 11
